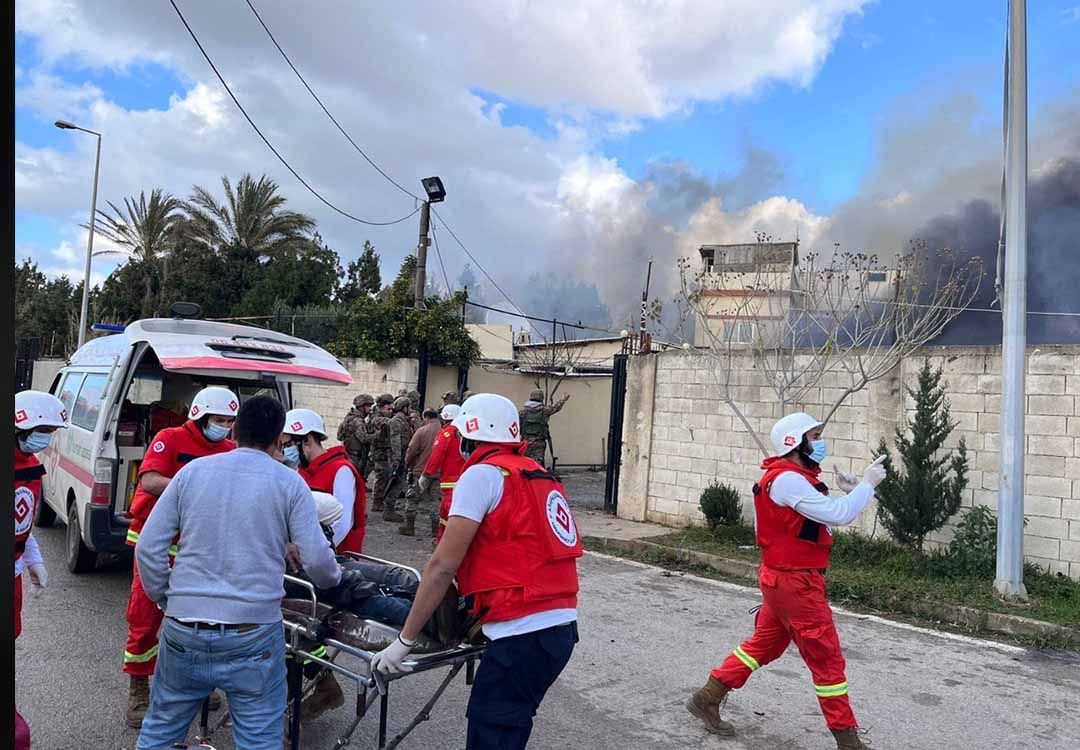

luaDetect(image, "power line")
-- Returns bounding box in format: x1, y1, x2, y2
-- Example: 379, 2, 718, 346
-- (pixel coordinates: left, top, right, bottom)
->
243, 0, 422, 203
464, 300, 617, 335
429, 218, 453, 296
169, 0, 419, 227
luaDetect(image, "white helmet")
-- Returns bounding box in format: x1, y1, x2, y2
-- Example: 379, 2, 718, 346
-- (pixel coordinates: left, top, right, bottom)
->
440, 404, 461, 421
312, 491, 344, 527
15, 390, 69, 431
770, 412, 823, 457
189, 387, 239, 420
452, 393, 521, 444
284, 408, 327, 440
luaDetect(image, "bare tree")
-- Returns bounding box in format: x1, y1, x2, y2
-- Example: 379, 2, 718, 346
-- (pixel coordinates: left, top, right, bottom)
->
678, 238, 984, 456
516, 324, 592, 403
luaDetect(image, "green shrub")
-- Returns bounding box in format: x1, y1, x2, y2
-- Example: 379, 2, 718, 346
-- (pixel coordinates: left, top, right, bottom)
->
700, 481, 743, 530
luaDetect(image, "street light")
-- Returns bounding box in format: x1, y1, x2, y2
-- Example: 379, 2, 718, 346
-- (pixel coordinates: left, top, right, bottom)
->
55, 119, 102, 349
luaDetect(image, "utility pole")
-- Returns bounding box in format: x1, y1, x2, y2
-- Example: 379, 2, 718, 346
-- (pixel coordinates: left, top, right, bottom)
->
996, 0, 1028, 601
639, 258, 653, 353
414, 200, 432, 310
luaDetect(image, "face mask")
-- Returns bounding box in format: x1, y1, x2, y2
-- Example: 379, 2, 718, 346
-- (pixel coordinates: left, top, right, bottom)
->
283, 445, 301, 469
204, 423, 231, 442
806, 439, 827, 465
20, 431, 52, 454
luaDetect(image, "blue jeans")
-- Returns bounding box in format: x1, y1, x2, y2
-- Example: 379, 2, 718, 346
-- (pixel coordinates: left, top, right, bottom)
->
137, 619, 286, 750
355, 594, 413, 627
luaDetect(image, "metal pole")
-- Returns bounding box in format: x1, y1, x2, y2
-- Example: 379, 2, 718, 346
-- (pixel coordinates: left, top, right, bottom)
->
414, 201, 431, 309
78, 133, 102, 348
996, 0, 1028, 601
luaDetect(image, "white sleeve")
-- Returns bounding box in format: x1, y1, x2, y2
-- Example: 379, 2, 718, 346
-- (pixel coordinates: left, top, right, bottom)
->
16, 532, 44, 576
330, 466, 356, 546
448, 465, 505, 523
769, 472, 874, 527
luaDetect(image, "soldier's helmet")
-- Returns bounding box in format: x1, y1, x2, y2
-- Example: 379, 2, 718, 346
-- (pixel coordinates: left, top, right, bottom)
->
407, 389, 421, 404
442, 390, 460, 404
529, 389, 545, 402
353, 393, 375, 408
462, 390, 475, 401
392, 396, 412, 412
397, 388, 409, 397
377, 393, 395, 406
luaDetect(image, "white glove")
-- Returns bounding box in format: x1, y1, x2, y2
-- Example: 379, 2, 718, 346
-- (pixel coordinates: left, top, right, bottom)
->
417, 475, 431, 493
862, 455, 888, 488
27, 563, 48, 593
833, 465, 859, 494
371, 635, 415, 675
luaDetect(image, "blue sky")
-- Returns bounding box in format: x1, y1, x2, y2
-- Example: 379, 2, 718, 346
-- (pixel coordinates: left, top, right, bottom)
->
13, 1, 1080, 305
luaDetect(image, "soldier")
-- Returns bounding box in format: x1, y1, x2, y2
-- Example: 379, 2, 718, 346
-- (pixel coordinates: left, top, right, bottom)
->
337, 393, 376, 484
381, 396, 414, 522
519, 389, 570, 468
399, 408, 442, 537
369, 393, 396, 513
461, 390, 475, 401
406, 390, 423, 430
441, 390, 460, 407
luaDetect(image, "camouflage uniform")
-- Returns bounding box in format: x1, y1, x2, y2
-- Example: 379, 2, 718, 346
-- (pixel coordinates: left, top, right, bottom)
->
381, 397, 414, 521
337, 393, 376, 483
441, 390, 460, 407
369, 393, 395, 512
519, 389, 570, 468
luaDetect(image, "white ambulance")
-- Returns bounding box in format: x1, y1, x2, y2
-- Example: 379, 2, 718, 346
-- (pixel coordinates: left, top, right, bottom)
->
38, 313, 351, 573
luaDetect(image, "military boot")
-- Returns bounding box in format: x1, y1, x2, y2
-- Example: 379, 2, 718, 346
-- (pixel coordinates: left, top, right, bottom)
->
300, 672, 345, 721
371, 498, 384, 512
431, 517, 440, 538
686, 676, 735, 736
383, 509, 404, 523
125, 675, 151, 728
398, 513, 417, 536
207, 689, 222, 711
831, 728, 871, 748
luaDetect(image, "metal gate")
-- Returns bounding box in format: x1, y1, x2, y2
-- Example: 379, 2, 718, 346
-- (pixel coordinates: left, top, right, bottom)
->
603, 353, 629, 513
15, 337, 42, 392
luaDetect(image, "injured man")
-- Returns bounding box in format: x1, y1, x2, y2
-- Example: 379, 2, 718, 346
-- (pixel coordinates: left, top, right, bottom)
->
284, 493, 471, 721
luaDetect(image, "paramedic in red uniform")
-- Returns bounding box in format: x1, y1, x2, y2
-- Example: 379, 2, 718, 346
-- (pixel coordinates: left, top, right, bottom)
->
282, 407, 366, 720
372, 393, 582, 749
417, 403, 464, 543
122, 386, 239, 728
14, 390, 69, 749
687, 412, 887, 750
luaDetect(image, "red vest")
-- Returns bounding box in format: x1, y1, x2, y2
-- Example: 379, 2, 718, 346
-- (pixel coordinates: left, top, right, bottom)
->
753, 457, 833, 571
455, 444, 583, 624
299, 446, 366, 554
127, 421, 236, 544
425, 426, 465, 542
14, 450, 45, 563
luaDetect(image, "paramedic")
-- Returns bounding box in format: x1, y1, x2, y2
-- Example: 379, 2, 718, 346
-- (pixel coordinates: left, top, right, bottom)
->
14, 390, 69, 749
283, 408, 366, 554
135, 395, 340, 750
122, 386, 239, 728
686, 412, 887, 750
371, 393, 582, 750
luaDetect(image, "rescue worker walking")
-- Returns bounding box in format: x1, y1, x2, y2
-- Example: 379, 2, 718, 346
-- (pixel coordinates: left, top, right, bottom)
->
519, 389, 570, 467
372, 394, 582, 749
419, 404, 464, 543
380, 396, 413, 522
369, 393, 395, 513
122, 386, 238, 728
687, 412, 887, 749
14, 390, 68, 748
399, 408, 442, 537
337, 393, 376, 484
284, 408, 366, 554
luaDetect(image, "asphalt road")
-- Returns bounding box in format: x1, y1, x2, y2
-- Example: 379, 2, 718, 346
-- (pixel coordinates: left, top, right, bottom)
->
16, 492, 1080, 750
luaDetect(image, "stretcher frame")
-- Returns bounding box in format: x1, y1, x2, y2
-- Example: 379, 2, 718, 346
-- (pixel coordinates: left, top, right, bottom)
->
192, 552, 485, 749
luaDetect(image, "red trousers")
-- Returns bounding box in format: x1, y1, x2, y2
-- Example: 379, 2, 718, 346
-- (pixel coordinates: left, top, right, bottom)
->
712, 566, 857, 731
15, 574, 29, 749
123, 557, 164, 676
15, 574, 23, 639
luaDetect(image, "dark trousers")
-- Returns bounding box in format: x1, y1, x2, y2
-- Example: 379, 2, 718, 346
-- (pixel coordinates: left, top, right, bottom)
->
466, 622, 578, 750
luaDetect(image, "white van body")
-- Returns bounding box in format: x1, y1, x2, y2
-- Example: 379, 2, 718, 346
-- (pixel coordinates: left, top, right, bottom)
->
39, 317, 351, 573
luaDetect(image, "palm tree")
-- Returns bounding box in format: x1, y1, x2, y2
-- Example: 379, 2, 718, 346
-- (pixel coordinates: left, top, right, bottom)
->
183, 174, 316, 258
93, 189, 184, 317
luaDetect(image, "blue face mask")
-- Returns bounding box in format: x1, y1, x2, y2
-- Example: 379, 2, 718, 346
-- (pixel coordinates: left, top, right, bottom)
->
204, 423, 231, 443
283, 445, 301, 469
807, 438, 827, 464
20, 431, 52, 454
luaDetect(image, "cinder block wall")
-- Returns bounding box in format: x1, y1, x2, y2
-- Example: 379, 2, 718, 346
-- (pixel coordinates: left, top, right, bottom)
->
617, 345, 1080, 579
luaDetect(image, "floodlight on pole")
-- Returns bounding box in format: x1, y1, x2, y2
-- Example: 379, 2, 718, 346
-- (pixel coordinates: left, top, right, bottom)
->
421, 176, 446, 203
54, 119, 103, 349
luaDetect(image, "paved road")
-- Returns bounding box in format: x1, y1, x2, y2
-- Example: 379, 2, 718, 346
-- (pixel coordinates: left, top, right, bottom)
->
17, 501, 1080, 749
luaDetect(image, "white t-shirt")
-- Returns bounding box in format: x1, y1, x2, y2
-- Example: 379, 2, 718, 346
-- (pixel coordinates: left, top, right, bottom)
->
768, 472, 875, 529
330, 465, 356, 546
450, 463, 578, 640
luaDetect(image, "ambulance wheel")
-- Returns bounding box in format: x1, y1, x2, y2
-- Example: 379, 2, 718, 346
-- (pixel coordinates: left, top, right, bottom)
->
66, 502, 98, 574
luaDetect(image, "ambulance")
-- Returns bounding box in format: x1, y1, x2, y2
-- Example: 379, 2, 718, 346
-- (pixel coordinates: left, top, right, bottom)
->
38, 310, 352, 573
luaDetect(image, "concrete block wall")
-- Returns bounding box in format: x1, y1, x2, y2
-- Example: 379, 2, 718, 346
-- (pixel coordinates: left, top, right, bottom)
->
618, 345, 1080, 579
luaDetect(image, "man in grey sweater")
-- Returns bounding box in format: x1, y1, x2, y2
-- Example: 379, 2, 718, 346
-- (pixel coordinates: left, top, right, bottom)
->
135, 395, 340, 750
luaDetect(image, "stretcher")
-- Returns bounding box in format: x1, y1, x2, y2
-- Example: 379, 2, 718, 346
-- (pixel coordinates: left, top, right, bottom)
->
195, 552, 485, 750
